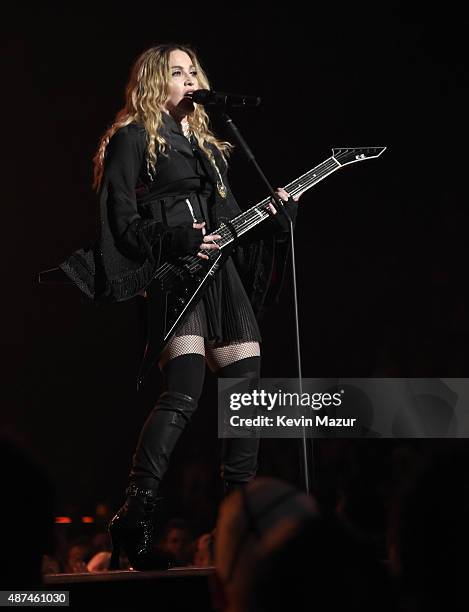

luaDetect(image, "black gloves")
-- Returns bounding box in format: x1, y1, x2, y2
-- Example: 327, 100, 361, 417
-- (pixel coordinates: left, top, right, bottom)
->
271, 197, 298, 233
167, 225, 205, 256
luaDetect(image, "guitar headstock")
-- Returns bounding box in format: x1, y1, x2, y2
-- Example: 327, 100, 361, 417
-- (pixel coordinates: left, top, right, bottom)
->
332, 147, 386, 166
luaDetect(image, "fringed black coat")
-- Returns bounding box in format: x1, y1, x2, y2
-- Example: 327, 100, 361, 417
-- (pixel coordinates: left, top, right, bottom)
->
50, 114, 295, 374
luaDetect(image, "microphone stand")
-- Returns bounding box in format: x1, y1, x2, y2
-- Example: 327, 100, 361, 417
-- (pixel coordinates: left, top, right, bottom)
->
217, 110, 313, 496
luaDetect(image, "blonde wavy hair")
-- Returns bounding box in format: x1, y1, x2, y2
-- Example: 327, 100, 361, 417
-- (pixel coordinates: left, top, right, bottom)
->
92, 43, 233, 191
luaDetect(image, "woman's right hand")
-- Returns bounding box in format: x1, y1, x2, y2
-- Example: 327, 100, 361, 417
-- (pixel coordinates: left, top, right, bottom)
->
192, 222, 221, 260
169, 222, 221, 259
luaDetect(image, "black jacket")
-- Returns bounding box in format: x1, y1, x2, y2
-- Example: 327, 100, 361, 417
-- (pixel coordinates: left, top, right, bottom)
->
56, 113, 295, 318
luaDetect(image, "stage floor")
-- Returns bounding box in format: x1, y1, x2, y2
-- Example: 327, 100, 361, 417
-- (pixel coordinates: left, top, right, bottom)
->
44, 566, 216, 610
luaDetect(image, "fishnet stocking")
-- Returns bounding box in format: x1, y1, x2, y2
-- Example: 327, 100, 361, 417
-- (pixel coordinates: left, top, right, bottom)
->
206, 341, 260, 372
158, 335, 260, 372
158, 335, 205, 370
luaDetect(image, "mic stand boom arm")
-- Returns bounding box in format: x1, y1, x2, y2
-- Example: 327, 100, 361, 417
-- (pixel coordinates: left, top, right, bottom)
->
218, 111, 312, 496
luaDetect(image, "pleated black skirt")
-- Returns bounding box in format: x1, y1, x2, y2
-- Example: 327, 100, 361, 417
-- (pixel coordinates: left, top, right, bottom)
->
174, 256, 261, 346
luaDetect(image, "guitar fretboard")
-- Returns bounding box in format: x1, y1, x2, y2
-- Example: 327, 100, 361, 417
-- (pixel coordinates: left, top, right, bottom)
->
215, 156, 341, 248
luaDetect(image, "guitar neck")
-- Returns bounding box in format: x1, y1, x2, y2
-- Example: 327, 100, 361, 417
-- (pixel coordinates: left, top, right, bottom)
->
215, 156, 341, 247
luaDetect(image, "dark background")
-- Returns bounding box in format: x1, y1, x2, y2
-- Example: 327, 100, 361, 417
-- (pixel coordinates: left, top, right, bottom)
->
5, 3, 468, 531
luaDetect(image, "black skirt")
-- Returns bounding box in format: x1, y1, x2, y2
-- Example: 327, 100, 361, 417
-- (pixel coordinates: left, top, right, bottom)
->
174, 256, 261, 346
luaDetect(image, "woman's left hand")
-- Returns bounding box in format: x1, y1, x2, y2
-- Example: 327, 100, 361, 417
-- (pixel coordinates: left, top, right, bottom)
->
268, 188, 299, 215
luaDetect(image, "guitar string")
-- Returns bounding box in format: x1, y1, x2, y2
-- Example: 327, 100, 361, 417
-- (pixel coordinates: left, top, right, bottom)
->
215, 148, 370, 245
157, 157, 342, 279
156, 150, 370, 279
157, 157, 340, 280
214, 160, 339, 246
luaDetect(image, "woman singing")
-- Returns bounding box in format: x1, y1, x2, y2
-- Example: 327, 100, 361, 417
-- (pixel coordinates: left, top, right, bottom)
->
56, 43, 299, 569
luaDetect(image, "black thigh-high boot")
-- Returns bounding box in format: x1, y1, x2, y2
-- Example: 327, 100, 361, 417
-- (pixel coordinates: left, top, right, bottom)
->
218, 356, 261, 497
109, 354, 205, 570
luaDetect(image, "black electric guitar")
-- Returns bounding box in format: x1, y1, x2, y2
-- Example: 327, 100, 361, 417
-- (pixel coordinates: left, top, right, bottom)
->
137, 146, 386, 388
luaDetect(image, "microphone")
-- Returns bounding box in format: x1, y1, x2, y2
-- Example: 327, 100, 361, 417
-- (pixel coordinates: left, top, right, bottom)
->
191, 89, 261, 108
